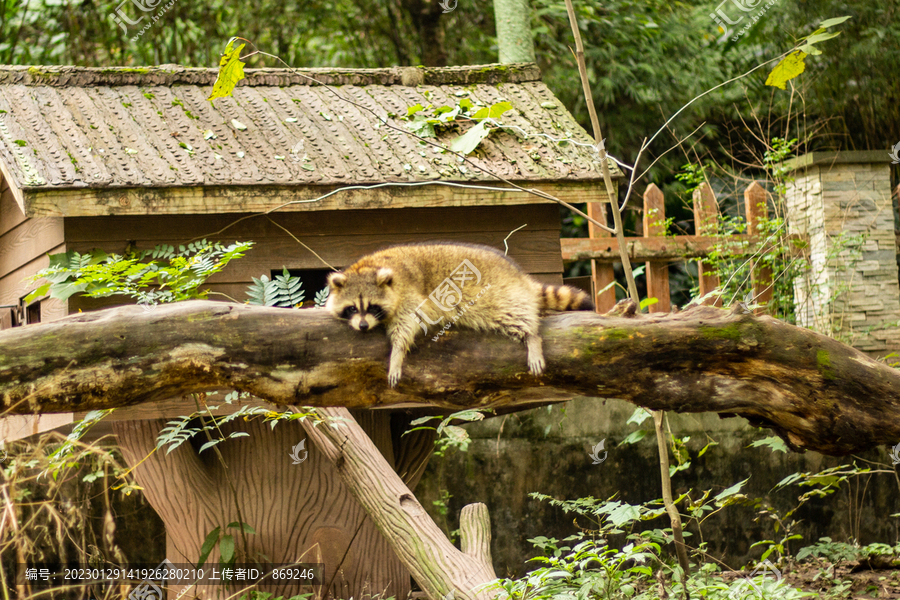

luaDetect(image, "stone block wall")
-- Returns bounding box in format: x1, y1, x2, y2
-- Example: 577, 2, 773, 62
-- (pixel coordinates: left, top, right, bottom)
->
784, 151, 900, 354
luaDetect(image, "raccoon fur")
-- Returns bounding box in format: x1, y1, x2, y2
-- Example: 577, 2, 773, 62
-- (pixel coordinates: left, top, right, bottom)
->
326, 242, 594, 387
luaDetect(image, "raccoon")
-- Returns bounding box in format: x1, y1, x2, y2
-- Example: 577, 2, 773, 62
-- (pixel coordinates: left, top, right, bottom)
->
326, 242, 594, 387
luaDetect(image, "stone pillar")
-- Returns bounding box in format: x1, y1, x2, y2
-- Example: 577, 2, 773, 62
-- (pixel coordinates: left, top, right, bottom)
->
783, 150, 900, 356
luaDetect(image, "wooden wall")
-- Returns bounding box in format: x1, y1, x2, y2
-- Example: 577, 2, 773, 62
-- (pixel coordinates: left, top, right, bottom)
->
64, 203, 564, 312
0, 178, 67, 327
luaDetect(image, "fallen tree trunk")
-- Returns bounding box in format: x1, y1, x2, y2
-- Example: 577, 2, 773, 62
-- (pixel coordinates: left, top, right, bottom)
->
1, 300, 899, 455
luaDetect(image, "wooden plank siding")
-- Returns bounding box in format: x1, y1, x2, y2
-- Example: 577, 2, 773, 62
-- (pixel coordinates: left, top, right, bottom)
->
0, 174, 65, 324
0, 217, 64, 281
64, 204, 564, 278
63, 204, 565, 310
62, 204, 559, 242
0, 249, 68, 320
0, 180, 27, 237
0, 172, 66, 328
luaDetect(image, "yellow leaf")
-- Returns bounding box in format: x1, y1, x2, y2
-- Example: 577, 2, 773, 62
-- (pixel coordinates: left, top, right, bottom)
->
208, 38, 246, 102
765, 50, 807, 90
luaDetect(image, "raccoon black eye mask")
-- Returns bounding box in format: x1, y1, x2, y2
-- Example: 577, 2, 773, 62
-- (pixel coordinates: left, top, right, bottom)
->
326, 242, 594, 387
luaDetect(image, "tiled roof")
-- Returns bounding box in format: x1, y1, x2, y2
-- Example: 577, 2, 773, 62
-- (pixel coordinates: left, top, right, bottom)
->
0, 64, 620, 214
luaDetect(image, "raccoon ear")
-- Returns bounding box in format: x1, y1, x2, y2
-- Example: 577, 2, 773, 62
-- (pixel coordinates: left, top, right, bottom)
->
376, 268, 393, 287
328, 272, 347, 289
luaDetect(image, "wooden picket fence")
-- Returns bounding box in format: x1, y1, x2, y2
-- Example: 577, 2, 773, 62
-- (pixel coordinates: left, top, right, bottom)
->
560, 181, 775, 313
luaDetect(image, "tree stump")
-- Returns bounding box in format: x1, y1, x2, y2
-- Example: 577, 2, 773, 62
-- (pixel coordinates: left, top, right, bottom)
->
113, 411, 434, 599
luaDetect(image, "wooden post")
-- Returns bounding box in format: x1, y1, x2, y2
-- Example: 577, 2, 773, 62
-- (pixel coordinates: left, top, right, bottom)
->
744, 181, 773, 312
588, 203, 617, 313
642, 184, 670, 312
692, 182, 721, 306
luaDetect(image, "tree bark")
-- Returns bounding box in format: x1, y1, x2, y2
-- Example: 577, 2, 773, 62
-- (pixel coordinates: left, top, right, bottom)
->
2, 300, 900, 456
494, 0, 536, 64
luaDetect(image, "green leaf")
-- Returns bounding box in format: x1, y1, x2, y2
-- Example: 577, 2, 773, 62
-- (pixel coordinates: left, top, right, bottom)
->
441, 425, 469, 444
797, 44, 822, 56
24, 282, 51, 304
407, 104, 425, 116
619, 429, 650, 445
50, 282, 89, 301
607, 503, 642, 527
246, 275, 279, 306
765, 51, 807, 90
314, 286, 330, 307
226, 521, 257, 534
199, 440, 220, 453
406, 115, 436, 138
639, 297, 658, 310
775, 472, 802, 489
488, 101, 513, 119
219, 534, 235, 563
626, 407, 652, 426
714, 478, 749, 504
197, 526, 221, 568
208, 38, 246, 102
447, 409, 486, 423
799, 30, 842, 55
449, 121, 490, 155
471, 107, 489, 120
698, 439, 718, 457
818, 15, 851, 28
271, 268, 304, 307
749, 435, 788, 453
804, 31, 841, 45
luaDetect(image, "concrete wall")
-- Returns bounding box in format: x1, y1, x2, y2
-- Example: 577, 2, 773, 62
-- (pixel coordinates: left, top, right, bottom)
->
416, 397, 900, 576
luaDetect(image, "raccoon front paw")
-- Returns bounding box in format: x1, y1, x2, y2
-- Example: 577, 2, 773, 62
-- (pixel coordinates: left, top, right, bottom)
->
528, 355, 546, 376
388, 366, 402, 388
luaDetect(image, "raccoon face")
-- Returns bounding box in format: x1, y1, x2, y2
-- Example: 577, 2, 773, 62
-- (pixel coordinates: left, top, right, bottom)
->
326, 267, 395, 332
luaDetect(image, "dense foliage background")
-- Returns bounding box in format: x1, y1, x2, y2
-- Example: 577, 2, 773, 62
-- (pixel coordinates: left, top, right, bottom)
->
2, 0, 898, 288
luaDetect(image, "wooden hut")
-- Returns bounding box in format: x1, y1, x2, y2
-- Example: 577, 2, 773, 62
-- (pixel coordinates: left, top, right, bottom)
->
0, 63, 621, 598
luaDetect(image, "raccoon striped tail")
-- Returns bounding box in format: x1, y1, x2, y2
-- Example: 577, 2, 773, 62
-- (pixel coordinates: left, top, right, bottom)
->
540, 284, 595, 312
